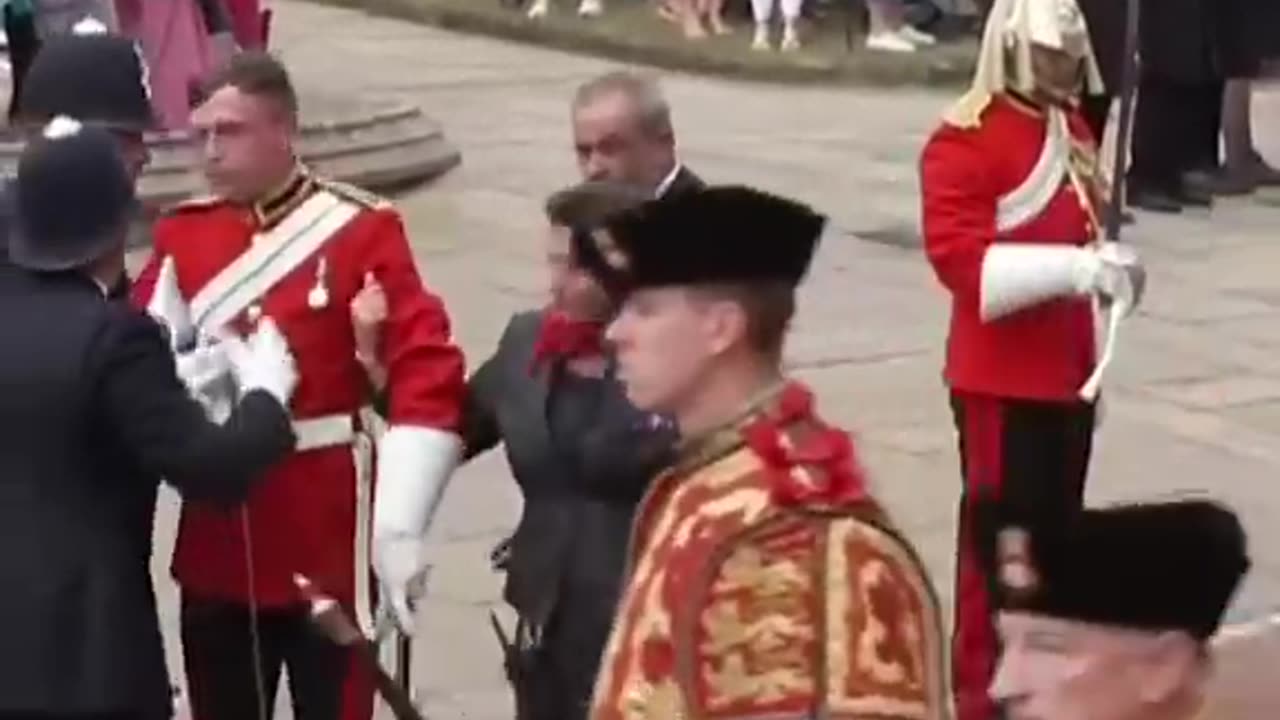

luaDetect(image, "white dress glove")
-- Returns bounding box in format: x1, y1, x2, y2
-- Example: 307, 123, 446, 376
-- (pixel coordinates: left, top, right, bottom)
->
223, 319, 299, 407
1090, 242, 1147, 314
373, 536, 430, 635
175, 339, 237, 422
371, 426, 463, 635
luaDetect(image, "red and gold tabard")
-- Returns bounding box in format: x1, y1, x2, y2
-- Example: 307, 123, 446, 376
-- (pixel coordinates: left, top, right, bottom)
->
130, 168, 465, 610
590, 381, 950, 719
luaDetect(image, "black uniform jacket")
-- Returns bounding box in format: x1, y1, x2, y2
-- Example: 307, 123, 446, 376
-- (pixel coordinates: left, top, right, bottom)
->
462, 310, 675, 629
0, 267, 294, 718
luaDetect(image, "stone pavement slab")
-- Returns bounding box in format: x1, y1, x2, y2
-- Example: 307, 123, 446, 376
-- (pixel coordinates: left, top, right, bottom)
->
138, 3, 1280, 717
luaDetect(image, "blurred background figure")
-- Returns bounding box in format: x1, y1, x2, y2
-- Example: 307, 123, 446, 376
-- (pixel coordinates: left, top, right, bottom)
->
1219, 0, 1280, 191
115, 0, 238, 130
526, 0, 603, 20
222, 0, 270, 49
658, 0, 728, 39
749, 0, 803, 51
865, 0, 937, 53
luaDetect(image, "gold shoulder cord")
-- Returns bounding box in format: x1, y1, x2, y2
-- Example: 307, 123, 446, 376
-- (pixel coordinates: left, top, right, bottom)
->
1065, 132, 1105, 242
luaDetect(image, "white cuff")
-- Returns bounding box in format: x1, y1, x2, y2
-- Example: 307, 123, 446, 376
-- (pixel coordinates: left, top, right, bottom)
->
979, 244, 1099, 321
146, 256, 194, 350
372, 425, 462, 540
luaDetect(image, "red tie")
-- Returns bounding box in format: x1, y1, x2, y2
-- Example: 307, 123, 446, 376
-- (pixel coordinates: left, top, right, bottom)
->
530, 311, 605, 373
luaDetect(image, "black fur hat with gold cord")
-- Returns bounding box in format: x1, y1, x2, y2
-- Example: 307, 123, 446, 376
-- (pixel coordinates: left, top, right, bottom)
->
572, 185, 827, 297
979, 498, 1250, 640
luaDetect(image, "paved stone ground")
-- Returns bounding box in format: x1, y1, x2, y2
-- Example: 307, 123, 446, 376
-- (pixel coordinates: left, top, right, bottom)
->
138, 2, 1280, 717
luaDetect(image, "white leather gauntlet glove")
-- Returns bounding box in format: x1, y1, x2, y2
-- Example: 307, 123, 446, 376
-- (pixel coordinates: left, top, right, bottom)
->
372, 426, 463, 634
1092, 242, 1147, 315
175, 339, 237, 422
223, 319, 299, 407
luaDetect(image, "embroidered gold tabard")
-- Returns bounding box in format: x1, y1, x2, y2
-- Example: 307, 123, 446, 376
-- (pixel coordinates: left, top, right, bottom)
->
588, 399, 950, 720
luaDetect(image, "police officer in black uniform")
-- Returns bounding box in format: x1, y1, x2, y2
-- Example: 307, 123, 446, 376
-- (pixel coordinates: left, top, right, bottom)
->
1, 23, 155, 299
0, 117, 298, 720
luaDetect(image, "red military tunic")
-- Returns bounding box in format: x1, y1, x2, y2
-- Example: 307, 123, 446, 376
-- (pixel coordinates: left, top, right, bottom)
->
921, 94, 1104, 402
131, 169, 465, 608
589, 382, 948, 720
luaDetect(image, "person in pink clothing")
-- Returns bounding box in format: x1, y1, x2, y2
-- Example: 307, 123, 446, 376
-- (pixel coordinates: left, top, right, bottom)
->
114, 0, 237, 130
223, 0, 269, 50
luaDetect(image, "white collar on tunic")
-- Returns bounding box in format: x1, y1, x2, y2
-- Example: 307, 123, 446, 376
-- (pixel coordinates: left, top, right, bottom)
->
654, 162, 684, 198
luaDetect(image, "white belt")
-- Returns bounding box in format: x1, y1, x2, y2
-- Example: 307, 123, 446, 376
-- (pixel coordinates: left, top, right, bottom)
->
293, 413, 357, 452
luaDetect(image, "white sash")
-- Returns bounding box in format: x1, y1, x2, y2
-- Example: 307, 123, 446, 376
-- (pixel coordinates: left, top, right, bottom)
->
189, 190, 360, 334
995, 108, 1070, 234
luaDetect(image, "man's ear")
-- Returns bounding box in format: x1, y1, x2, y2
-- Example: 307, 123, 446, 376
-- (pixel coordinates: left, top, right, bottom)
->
703, 297, 747, 358
1136, 632, 1201, 704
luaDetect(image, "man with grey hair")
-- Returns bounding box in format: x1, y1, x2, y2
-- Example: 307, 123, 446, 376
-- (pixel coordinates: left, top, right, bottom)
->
570, 70, 704, 198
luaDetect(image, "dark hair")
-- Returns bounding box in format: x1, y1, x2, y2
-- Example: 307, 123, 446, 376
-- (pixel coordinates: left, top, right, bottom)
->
198, 51, 298, 120
544, 179, 651, 230
694, 282, 796, 363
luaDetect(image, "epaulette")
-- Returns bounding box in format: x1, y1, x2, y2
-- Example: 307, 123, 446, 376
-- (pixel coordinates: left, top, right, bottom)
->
161, 194, 225, 216
316, 178, 391, 210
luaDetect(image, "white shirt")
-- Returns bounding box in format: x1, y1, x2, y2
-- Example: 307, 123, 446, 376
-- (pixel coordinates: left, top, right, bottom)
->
654, 162, 684, 198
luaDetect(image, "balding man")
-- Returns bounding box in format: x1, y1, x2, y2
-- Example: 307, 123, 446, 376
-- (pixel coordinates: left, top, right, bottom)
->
570, 71, 704, 197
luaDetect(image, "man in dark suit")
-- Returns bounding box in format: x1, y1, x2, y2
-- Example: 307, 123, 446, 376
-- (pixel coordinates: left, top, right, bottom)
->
1128, 0, 1227, 212
0, 117, 299, 720
462, 180, 677, 720
570, 71, 705, 198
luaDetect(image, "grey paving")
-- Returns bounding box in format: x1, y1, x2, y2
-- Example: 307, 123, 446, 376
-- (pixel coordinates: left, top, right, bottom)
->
131, 3, 1280, 717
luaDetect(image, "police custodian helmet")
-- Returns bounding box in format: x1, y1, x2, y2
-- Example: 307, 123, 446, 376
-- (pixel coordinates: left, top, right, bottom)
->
8, 117, 138, 272
16, 18, 155, 131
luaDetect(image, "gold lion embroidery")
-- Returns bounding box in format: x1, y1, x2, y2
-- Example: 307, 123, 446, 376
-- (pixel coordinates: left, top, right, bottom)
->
622, 678, 685, 720
701, 544, 816, 709
854, 559, 924, 689
704, 653, 811, 708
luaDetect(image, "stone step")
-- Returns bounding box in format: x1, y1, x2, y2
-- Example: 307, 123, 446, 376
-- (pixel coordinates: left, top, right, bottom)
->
0, 90, 461, 210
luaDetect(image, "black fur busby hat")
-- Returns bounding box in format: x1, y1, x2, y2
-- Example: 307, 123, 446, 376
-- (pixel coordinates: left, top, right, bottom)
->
573, 185, 826, 296
17, 20, 155, 130
8, 117, 138, 272
980, 498, 1249, 639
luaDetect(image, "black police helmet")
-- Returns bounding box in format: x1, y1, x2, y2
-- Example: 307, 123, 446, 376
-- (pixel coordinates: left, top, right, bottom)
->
8, 117, 139, 272
17, 22, 155, 131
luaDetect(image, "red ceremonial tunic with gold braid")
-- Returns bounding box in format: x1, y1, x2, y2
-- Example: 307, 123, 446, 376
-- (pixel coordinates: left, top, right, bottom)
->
589, 382, 950, 720
921, 94, 1104, 402
130, 170, 465, 608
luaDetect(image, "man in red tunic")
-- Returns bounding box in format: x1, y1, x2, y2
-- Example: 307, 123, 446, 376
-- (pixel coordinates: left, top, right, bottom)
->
131, 52, 465, 720
919, 0, 1147, 718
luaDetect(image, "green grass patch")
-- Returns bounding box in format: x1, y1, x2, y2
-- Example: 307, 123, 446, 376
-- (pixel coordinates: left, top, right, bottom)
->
305, 0, 977, 87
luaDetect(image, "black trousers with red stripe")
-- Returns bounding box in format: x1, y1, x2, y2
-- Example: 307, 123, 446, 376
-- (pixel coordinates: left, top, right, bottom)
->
180, 596, 374, 720
948, 391, 1095, 720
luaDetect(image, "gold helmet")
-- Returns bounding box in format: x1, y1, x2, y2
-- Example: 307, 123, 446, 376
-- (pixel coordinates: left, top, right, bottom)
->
943, 0, 1105, 127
